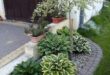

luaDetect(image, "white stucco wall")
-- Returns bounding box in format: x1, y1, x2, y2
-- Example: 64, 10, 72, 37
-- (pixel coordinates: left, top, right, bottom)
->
70, 0, 104, 29
0, 0, 6, 20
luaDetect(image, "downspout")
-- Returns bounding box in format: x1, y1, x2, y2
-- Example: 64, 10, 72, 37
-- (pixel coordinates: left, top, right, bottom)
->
79, 9, 84, 27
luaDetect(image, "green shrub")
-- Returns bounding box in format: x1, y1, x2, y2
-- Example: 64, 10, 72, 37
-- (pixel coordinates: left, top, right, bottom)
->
10, 59, 42, 75
72, 32, 91, 53
57, 26, 70, 36
57, 27, 91, 53
41, 53, 77, 75
38, 32, 70, 55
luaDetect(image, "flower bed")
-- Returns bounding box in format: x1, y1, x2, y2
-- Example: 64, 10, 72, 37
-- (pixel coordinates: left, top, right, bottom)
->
71, 39, 102, 75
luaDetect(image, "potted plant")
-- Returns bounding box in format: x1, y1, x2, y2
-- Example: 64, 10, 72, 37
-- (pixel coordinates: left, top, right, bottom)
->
31, 19, 50, 43
51, 8, 66, 23
31, 27, 44, 43
48, 0, 66, 23
32, 0, 66, 24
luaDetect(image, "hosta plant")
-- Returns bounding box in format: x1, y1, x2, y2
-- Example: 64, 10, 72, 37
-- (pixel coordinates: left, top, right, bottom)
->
10, 59, 42, 75
41, 53, 77, 75
57, 26, 70, 36
72, 32, 91, 53
57, 27, 91, 53
37, 32, 70, 55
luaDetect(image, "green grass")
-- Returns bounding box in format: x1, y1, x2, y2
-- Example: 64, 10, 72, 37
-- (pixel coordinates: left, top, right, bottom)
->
91, 3, 110, 75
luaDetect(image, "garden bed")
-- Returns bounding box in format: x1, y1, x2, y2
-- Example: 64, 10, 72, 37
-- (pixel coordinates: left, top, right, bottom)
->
71, 39, 103, 75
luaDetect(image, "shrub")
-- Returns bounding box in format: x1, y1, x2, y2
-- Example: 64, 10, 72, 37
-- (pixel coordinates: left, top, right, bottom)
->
57, 26, 70, 36
72, 32, 91, 53
41, 53, 77, 75
38, 32, 70, 55
57, 27, 91, 53
10, 59, 42, 75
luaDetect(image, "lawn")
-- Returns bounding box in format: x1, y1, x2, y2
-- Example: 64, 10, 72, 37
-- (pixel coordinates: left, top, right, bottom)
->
91, 2, 110, 75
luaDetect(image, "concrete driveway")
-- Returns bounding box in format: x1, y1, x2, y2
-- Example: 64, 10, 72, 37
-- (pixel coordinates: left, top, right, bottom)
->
0, 23, 30, 59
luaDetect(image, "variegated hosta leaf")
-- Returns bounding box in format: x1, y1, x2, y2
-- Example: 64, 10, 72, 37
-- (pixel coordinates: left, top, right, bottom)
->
41, 53, 77, 75
38, 32, 71, 55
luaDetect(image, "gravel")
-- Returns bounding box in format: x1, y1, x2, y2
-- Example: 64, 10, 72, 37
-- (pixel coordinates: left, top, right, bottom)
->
71, 40, 103, 75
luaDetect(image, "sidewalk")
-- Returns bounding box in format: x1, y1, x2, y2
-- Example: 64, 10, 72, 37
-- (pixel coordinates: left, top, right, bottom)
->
0, 22, 30, 59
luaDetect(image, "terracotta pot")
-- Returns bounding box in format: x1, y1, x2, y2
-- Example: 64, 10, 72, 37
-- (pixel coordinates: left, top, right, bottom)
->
52, 17, 64, 24
31, 34, 45, 43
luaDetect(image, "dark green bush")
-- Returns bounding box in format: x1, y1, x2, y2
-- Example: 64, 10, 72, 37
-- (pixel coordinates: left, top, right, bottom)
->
37, 32, 70, 55
10, 59, 42, 75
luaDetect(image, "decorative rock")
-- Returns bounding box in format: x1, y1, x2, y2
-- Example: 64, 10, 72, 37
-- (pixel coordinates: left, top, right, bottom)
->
71, 39, 103, 75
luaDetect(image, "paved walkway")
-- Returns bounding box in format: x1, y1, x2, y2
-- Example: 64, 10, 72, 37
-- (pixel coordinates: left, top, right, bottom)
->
0, 23, 30, 59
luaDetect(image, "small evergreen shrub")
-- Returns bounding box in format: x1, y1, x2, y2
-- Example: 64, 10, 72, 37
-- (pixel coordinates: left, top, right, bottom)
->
41, 53, 77, 75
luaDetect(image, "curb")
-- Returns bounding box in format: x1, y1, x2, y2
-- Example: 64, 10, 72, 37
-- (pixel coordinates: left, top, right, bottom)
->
0, 43, 27, 68
0, 20, 32, 28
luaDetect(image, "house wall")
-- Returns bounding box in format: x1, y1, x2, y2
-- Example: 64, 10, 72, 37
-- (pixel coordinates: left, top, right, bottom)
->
70, 0, 104, 28
0, 0, 6, 20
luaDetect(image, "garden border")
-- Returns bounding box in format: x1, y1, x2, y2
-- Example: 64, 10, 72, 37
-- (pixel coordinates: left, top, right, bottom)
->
71, 39, 103, 75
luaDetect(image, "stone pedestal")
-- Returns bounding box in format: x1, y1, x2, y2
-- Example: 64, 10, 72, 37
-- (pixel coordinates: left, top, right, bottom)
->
25, 42, 40, 58
47, 20, 79, 34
